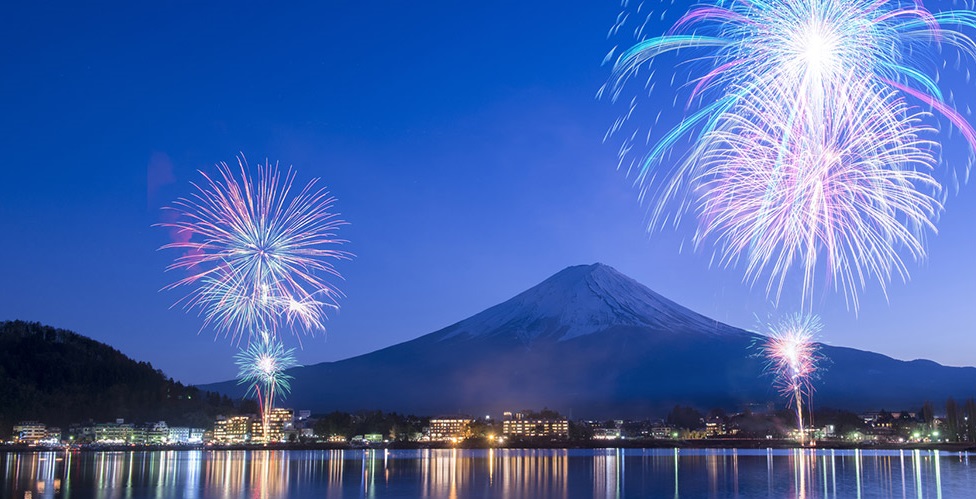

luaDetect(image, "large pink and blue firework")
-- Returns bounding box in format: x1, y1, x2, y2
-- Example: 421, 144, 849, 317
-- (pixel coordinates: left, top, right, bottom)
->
762, 314, 824, 443
603, 0, 976, 310
159, 156, 351, 340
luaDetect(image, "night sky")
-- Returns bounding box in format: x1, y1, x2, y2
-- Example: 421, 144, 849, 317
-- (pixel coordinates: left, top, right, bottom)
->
3, 1, 976, 384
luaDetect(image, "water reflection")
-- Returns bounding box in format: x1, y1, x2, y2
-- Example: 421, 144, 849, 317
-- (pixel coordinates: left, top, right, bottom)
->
0, 447, 966, 498
592, 448, 622, 498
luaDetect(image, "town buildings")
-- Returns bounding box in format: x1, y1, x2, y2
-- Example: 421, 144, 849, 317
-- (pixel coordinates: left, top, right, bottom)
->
212, 415, 254, 444
501, 412, 569, 438
11, 421, 57, 445
592, 427, 622, 440
95, 420, 137, 444
211, 409, 297, 444
10, 419, 204, 446
5, 405, 946, 447
427, 417, 472, 441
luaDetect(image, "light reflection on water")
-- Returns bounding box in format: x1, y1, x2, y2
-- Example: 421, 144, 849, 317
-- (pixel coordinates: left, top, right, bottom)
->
2, 447, 975, 498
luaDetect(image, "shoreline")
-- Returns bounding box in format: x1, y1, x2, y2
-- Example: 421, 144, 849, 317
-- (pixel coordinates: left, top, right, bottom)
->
4, 439, 975, 454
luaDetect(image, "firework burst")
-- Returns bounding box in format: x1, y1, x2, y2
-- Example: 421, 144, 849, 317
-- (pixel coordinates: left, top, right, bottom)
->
762, 314, 824, 444
602, 0, 976, 310
159, 155, 351, 340
235, 331, 299, 443
604, 0, 976, 173
693, 78, 942, 310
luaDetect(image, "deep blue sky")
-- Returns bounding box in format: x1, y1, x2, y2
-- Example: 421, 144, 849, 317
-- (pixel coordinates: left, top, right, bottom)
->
2, 1, 975, 384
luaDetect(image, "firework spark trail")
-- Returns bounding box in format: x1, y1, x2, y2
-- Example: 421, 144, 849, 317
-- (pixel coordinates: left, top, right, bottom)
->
763, 314, 824, 444
601, 0, 976, 310
235, 330, 299, 442
159, 155, 351, 340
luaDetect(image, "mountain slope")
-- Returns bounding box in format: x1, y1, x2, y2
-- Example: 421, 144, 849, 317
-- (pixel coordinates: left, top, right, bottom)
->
202, 264, 976, 418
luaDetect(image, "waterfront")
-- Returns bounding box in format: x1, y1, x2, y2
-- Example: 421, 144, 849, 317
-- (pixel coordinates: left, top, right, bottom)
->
3, 447, 974, 498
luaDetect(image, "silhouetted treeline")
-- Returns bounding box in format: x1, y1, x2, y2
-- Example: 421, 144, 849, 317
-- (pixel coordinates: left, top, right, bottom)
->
666, 405, 704, 430
312, 410, 427, 440
0, 320, 243, 439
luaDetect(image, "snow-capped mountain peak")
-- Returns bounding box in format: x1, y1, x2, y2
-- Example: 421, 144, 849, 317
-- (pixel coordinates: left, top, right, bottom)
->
438, 263, 735, 343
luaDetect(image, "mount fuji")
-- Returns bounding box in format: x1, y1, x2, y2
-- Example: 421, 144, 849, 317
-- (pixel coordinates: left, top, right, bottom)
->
200, 264, 976, 418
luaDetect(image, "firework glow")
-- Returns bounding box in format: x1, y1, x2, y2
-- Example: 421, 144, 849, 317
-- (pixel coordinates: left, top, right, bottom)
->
159, 156, 350, 340
602, 0, 976, 310
763, 314, 824, 444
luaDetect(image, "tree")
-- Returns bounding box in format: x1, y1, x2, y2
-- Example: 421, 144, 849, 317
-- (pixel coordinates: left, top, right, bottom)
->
313, 411, 354, 438
921, 401, 935, 428
812, 408, 864, 436
666, 405, 704, 430
834, 411, 865, 436
707, 408, 728, 421
468, 419, 493, 439
568, 421, 593, 441
965, 398, 976, 443
520, 408, 563, 420
946, 397, 960, 442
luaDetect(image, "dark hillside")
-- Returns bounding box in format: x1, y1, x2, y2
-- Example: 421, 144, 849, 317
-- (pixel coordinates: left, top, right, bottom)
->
0, 320, 239, 438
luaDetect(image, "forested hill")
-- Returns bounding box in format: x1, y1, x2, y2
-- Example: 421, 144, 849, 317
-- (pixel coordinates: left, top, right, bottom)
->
0, 320, 240, 439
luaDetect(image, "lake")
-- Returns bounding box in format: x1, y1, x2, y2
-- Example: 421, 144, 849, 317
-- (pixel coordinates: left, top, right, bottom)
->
2, 447, 974, 498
